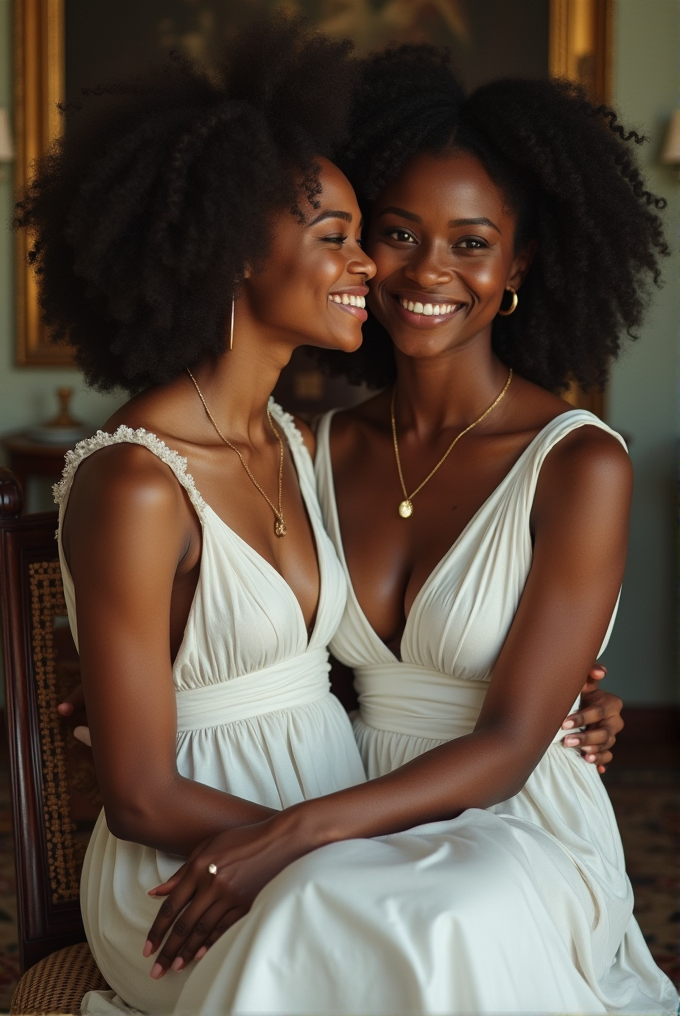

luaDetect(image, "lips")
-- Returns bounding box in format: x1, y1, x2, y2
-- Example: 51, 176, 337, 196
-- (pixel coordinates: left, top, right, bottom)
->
390, 292, 465, 328
328, 287, 369, 322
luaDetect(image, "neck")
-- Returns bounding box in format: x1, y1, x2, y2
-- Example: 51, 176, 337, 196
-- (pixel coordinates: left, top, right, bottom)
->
186, 311, 294, 445
393, 338, 510, 440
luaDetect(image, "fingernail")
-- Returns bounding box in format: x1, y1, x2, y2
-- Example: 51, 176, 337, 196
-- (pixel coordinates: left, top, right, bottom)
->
586, 753, 596, 762
564, 736, 580, 746
195, 947, 207, 961
150, 963, 164, 980
171, 957, 185, 971
562, 719, 575, 729
142, 940, 154, 957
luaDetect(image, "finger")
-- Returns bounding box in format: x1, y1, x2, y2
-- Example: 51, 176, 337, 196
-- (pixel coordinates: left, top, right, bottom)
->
73, 725, 92, 746
150, 890, 225, 976
57, 685, 86, 713
562, 727, 611, 749
145, 879, 198, 957
148, 869, 186, 897
171, 900, 228, 970
195, 906, 249, 958
563, 700, 605, 729
587, 664, 606, 681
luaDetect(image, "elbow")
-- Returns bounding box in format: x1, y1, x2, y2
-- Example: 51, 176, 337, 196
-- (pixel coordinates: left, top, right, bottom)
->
102, 781, 176, 844
104, 798, 156, 843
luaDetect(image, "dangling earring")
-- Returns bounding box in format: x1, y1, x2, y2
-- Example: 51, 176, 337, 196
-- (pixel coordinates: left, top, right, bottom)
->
229, 297, 235, 350
497, 286, 518, 316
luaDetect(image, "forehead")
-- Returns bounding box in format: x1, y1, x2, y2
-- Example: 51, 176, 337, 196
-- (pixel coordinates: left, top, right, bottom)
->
375, 149, 511, 223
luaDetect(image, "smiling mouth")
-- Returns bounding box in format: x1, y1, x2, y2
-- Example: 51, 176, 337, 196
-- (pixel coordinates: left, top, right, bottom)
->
390, 293, 464, 325
328, 292, 368, 321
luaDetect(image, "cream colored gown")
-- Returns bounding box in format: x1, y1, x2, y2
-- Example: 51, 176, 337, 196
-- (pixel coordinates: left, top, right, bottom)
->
53, 403, 677, 1015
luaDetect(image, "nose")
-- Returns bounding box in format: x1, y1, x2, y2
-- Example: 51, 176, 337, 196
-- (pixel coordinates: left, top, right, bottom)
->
348, 242, 376, 281
404, 242, 452, 288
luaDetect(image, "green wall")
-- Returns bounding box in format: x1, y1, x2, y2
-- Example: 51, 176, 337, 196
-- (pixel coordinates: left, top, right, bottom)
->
0, 0, 125, 512
600, 0, 680, 704
0, 0, 678, 701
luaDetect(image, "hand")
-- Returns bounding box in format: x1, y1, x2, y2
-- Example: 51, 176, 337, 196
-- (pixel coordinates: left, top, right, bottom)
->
143, 809, 310, 978
561, 664, 623, 773
57, 683, 92, 746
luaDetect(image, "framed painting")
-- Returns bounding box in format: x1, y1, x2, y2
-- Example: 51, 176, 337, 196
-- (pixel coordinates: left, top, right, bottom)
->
13, 0, 612, 416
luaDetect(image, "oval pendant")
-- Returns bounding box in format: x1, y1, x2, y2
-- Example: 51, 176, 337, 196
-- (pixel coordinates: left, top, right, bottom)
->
274, 517, 287, 538
398, 499, 414, 519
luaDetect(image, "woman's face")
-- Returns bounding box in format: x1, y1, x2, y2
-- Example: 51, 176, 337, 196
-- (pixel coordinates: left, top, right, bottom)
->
365, 149, 531, 362
243, 157, 375, 353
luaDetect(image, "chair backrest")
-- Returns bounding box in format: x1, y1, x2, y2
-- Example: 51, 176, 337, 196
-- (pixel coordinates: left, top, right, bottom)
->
0, 468, 101, 972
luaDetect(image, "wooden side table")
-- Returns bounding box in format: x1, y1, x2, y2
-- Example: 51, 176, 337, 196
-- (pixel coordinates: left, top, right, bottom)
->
0, 432, 76, 510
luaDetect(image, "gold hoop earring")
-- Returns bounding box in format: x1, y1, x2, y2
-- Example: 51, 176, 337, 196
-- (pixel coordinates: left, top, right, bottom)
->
497, 287, 518, 316
229, 297, 235, 350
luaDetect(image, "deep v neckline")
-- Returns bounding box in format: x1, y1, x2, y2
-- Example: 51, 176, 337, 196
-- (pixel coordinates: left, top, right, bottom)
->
323, 409, 575, 663
150, 408, 325, 650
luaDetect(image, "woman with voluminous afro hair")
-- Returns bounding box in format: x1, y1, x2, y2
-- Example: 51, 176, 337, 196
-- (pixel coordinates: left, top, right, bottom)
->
314, 44, 668, 392
15, 13, 359, 392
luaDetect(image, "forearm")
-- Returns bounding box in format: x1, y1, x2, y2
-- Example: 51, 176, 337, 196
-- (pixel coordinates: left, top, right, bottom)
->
105, 773, 276, 855
289, 725, 534, 850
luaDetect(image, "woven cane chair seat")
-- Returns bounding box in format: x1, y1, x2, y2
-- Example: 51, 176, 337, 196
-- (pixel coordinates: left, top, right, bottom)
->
10, 941, 108, 1015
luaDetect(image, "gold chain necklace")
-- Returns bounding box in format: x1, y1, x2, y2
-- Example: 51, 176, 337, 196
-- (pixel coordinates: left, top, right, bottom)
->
391, 368, 513, 519
186, 369, 287, 537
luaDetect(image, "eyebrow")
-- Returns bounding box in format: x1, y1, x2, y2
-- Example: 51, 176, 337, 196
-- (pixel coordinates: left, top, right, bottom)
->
308, 209, 353, 226
449, 217, 500, 233
378, 207, 501, 234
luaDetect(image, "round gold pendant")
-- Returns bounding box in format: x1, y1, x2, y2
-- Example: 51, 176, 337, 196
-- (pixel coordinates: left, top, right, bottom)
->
398, 499, 414, 519
274, 518, 287, 538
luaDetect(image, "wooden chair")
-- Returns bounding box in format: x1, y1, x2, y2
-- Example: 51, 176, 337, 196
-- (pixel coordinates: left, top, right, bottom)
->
0, 467, 108, 1014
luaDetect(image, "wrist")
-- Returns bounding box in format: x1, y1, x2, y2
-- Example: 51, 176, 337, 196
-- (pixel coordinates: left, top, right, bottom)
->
272, 800, 338, 853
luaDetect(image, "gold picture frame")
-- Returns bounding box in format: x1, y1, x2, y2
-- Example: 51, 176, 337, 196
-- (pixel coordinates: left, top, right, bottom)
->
14, 0, 615, 390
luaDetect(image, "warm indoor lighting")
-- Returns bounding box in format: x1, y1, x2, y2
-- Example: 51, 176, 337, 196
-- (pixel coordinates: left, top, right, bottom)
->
0, 108, 14, 183
660, 109, 680, 174
0, 107, 14, 162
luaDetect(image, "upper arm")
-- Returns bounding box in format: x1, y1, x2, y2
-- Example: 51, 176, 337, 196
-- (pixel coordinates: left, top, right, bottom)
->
63, 446, 192, 819
476, 427, 632, 769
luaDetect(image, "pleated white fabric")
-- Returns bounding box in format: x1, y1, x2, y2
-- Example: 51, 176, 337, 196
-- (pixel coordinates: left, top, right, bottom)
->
52, 404, 678, 1015
314, 406, 678, 1016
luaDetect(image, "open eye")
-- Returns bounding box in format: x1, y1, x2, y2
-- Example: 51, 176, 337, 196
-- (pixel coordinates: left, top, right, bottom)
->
384, 228, 417, 244
454, 237, 489, 250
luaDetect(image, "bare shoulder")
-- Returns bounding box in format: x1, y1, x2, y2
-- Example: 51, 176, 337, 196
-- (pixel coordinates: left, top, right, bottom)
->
535, 422, 632, 523
64, 442, 190, 547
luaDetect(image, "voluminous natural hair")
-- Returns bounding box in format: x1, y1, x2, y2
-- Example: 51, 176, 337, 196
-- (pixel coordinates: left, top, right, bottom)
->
316, 45, 668, 393
15, 14, 357, 392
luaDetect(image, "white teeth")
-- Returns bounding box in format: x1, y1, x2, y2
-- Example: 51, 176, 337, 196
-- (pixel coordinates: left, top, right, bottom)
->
329, 293, 366, 308
399, 297, 459, 315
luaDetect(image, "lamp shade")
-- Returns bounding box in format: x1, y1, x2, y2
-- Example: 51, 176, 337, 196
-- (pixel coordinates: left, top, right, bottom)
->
0, 108, 14, 162
661, 109, 680, 165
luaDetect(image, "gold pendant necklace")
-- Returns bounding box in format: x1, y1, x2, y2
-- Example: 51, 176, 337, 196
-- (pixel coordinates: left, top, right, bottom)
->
391, 368, 513, 520
186, 369, 287, 537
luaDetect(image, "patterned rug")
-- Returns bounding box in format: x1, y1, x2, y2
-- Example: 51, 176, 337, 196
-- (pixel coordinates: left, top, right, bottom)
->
0, 766, 676, 1011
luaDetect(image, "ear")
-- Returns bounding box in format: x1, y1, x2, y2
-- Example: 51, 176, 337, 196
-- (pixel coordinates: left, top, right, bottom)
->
506, 239, 537, 291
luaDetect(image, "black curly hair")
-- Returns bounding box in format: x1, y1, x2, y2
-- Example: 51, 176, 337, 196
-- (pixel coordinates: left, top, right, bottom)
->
14, 13, 358, 392
316, 45, 668, 393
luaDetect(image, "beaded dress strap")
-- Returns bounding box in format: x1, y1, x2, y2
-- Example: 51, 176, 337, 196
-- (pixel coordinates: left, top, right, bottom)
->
53, 425, 207, 523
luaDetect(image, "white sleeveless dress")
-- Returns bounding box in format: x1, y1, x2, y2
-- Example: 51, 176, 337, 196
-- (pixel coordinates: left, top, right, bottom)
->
312, 407, 676, 1016
54, 404, 677, 1015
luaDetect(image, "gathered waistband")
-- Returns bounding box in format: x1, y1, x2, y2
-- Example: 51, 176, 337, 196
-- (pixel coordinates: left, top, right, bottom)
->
175, 648, 331, 732
355, 663, 577, 744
